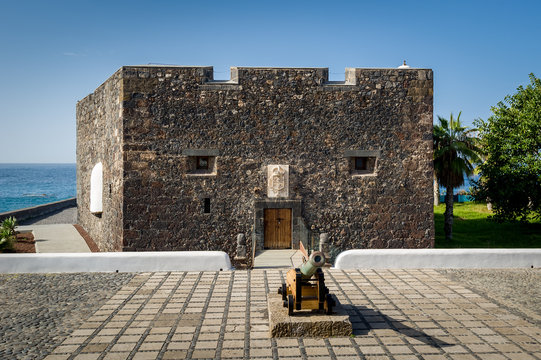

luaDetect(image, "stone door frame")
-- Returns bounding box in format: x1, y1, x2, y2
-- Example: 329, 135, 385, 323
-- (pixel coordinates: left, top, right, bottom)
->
253, 199, 302, 252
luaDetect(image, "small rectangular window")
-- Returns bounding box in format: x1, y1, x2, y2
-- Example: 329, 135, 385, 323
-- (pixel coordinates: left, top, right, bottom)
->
355, 157, 367, 171
183, 150, 218, 176
345, 150, 379, 177
196, 156, 209, 170
203, 198, 211, 213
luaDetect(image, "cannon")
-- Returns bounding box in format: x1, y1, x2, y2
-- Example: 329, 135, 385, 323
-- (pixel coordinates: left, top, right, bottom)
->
277, 247, 335, 315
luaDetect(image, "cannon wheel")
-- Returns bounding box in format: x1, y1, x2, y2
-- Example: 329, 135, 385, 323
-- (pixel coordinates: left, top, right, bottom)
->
280, 283, 287, 301
325, 293, 334, 315
287, 294, 294, 316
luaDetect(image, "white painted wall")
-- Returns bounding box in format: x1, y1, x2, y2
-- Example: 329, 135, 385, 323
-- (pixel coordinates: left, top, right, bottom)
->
334, 249, 541, 269
0, 251, 232, 273
90, 162, 103, 214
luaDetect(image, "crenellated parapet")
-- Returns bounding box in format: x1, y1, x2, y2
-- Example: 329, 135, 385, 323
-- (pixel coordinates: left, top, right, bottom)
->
117, 65, 433, 115
118, 65, 431, 89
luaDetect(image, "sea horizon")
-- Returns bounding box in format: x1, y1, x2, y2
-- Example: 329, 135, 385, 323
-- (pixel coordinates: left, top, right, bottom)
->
0, 162, 76, 165
0, 163, 76, 213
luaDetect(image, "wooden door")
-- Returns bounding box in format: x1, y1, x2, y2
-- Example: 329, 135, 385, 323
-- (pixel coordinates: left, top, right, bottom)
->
264, 208, 292, 249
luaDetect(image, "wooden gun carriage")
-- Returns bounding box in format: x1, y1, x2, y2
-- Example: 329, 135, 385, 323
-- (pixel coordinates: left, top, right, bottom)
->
277, 244, 335, 315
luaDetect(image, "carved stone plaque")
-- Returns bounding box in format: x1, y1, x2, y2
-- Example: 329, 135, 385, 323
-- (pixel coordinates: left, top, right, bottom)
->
267, 165, 289, 198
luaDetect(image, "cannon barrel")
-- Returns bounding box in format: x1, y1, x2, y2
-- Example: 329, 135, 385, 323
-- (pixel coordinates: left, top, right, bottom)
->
299, 251, 326, 279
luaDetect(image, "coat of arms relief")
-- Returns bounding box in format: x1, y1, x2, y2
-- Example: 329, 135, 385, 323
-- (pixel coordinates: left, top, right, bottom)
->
267, 165, 289, 198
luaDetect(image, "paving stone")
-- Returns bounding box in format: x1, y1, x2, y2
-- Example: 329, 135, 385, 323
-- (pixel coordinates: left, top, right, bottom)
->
162, 350, 187, 359
466, 343, 496, 353
194, 340, 218, 349
386, 345, 413, 354
102, 353, 130, 360
224, 332, 245, 340
110, 343, 137, 352
138, 342, 163, 351
303, 338, 326, 346
222, 340, 244, 348
1, 269, 540, 360
305, 346, 329, 356
329, 338, 353, 346
522, 343, 541, 352
419, 355, 446, 360
143, 334, 168, 342
251, 339, 271, 347
81, 343, 109, 353
148, 326, 171, 334
191, 349, 216, 358
43, 356, 70, 360
221, 348, 245, 358
250, 347, 273, 357
277, 347, 301, 357
97, 328, 121, 336
131, 352, 159, 360
449, 355, 477, 360
413, 345, 440, 354
73, 354, 100, 360
53, 345, 80, 354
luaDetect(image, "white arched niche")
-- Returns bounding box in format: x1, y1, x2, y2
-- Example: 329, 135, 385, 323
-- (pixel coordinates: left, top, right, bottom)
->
90, 162, 103, 214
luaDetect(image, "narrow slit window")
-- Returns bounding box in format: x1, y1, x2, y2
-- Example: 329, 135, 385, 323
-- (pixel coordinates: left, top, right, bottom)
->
203, 198, 211, 213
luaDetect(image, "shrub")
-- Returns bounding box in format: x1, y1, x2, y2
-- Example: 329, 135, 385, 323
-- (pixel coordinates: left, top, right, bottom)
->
2, 216, 17, 235
0, 216, 18, 252
0, 228, 15, 251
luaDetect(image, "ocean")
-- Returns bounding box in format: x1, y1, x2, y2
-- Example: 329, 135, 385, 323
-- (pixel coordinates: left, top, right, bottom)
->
439, 174, 480, 195
0, 163, 76, 213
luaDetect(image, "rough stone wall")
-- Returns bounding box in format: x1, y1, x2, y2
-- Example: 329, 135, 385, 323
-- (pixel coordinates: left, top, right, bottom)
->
115, 65, 434, 259
76, 70, 124, 251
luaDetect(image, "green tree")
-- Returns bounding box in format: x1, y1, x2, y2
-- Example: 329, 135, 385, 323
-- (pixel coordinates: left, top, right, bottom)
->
473, 74, 541, 221
434, 112, 482, 241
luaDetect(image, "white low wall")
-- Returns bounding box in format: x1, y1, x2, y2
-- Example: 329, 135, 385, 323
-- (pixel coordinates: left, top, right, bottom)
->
0, 251, 232, 273
334, 249, 541, 269
0, 198, 76, 222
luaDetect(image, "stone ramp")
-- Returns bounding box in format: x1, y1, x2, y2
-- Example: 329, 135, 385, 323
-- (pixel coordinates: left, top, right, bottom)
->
253, 249, 305, 269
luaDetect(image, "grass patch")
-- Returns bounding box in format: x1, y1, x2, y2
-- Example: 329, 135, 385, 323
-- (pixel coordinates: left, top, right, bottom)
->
434, 202, 541, 248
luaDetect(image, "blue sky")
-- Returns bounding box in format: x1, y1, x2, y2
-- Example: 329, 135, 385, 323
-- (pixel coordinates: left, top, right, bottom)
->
1, 0, 540, 163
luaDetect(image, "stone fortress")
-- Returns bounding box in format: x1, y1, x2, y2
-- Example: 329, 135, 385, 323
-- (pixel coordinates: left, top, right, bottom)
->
76, 65, 434, 264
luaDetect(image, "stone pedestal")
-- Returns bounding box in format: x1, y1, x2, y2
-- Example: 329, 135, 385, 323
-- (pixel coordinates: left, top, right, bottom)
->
267, 293, 352, 337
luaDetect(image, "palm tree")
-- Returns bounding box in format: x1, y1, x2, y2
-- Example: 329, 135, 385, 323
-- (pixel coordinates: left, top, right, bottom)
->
434, 112, 482, 241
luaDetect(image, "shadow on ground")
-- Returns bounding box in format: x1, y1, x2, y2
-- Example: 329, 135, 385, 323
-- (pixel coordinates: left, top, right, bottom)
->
18, 206, 77, 225
344, 305, 453, 348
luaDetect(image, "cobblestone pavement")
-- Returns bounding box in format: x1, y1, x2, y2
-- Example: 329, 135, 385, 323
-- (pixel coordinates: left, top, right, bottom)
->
439, 269, 541, 327
0, 273, 135, 360
32, 269, 541, 360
